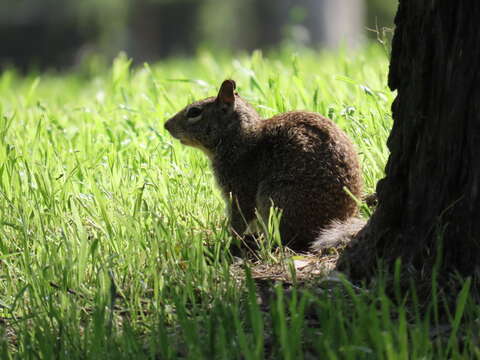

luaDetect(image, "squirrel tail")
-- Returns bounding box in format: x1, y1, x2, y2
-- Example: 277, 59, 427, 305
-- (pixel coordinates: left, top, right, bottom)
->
310, 217, 366, 253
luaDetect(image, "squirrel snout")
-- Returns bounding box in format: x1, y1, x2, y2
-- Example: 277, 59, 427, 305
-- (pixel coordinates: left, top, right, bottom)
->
164, 119, 173, 133
164, 118, 181, 139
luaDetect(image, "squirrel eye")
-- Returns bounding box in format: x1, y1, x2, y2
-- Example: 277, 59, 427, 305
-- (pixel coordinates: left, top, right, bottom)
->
186, 106, 203, 118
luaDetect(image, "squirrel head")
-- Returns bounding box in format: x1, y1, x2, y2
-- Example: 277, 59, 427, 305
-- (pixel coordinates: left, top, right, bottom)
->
164, 79, 259, 156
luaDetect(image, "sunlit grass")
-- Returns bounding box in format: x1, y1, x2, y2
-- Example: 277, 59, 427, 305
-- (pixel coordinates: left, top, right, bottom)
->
0, 45, 477, 359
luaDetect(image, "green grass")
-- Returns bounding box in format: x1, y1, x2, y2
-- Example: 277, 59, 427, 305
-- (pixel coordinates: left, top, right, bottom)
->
0, 45, 478, 359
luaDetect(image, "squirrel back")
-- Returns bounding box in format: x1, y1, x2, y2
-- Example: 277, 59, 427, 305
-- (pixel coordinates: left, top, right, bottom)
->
165, 80, 363, 251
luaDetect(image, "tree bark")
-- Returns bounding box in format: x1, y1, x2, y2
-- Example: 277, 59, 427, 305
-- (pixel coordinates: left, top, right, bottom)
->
341, 0, 480, 279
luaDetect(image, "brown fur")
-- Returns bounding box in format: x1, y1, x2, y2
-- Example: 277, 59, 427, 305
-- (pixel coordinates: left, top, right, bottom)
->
164, 80, 362, 251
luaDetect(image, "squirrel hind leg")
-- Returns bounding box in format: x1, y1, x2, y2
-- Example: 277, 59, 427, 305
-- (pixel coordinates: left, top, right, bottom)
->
311, 217, 366, 253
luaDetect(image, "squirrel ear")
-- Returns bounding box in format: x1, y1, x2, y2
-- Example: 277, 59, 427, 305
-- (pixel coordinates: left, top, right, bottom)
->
216, 80, 236, 105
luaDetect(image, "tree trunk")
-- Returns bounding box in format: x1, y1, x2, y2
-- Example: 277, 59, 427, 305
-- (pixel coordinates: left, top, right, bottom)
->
341, 0, 480, 280
305, 0, 365, 49
129, 0, 202, 62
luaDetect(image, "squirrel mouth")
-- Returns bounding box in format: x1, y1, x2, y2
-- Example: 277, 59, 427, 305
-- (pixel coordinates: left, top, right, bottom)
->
167, 130, 185, 142
177, 136, 195, 147
176, 137, 213, 158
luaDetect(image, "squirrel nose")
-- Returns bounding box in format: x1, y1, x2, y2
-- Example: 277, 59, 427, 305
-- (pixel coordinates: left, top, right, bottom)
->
164, 119, 172, 132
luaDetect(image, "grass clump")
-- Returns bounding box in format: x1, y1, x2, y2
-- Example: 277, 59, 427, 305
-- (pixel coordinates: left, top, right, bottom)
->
0, 46, 477, 359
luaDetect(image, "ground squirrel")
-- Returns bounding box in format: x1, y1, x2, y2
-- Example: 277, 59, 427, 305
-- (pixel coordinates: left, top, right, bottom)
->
165, 79, 364, 252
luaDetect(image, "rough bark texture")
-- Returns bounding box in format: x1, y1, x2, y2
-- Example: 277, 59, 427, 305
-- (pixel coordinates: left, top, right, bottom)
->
341, 0, 480, 279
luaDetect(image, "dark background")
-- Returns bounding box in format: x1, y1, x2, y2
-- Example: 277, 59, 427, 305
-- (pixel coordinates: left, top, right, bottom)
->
0, 0, 397, 71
